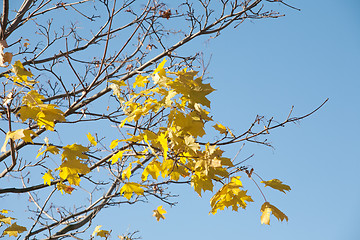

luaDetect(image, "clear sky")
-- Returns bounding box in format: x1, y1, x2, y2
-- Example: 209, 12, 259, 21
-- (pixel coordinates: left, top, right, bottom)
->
2, 1, 359, 239
97, 1, 360, 239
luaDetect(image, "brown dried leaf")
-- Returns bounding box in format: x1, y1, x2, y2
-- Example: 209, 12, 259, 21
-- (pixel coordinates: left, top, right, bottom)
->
126, 64, 133, 71
159, 9, 172, 19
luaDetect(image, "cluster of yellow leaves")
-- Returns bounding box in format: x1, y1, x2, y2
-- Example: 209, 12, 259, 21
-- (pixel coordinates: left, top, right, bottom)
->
18, 90, 65, 130
0, 210, 27, 237
39, 142, 90, 193
57, 144, 90, 186
8, 61, 37, 87
106, 59, 291, 225
0, 40, 34, 87
210, 177, 253, 214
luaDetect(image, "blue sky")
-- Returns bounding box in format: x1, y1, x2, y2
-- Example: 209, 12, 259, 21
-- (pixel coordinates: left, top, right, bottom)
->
105, 1, 360, 239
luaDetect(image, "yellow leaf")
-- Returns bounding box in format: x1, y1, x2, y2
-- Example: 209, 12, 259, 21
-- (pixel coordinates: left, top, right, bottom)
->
0, 214, 14, 225
110, 139, 120, 149
56, 182, 75, 194
133, 74, 149, 88
157, 132, 168, 161
122, 163, 132, 180
12, 60, 33, 78
213, 123, 227, 134
17, 105, 40, 122
168, 71, 215, 108
261, 179, 291, 194
18, 91, 65, 130
184, 135, 200, 153
209, 177, 253, 214
153, 205, 167, 221
58, 159, 90, 185
10, 61, 36, 87
42, 170, 54, 186
153, 58, 167, 75
36, 107, 66, 131
92, 225, 110, 238
1, 129, 37, 152
191, 173, 214, 196
61, 144, 89, 161
3, 222, 27, 237
142, 160, 161, 181
120, 182, 145, 200
22, 90, 44, 105
86, 132, 97, 146
260, 205, 271, 225
260, 202, 288, 225
110, 150, 126, 164
46, 145, 60, 154
269, 203, 288, 222
36, 145, 60, 158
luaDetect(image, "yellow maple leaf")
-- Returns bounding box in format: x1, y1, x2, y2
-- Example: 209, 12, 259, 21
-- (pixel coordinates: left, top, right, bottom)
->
142, 160, 161, 181
22, 90, 44, 105
92, 225, 110, 238
10, 60, 36, 87
260, 202, 288, 225
36, 145, 60, 158
110, 139, 119, 149
153, 58, 167, 75
122, 163, 132, 180
1, 129, 37, 152
42, 170, 54, 186
36, 107, 66, 130
0, 214, 14, 225
3, 222, 27, 237
18, 91, 65, 131
108, 79, 126, 99
110, 150, 126, 164
191, 173, 214, 196
61, 144, 89, 161
171, 110, 206, 137
213, 123, 227, 134
58, 159, 90, 185
210, 177, 253, 214
120, 182, 145, 200
168, 71, 215, 108
153, 205, 167, 221
184, 135, 200, 153
157, 132, 168, 161
260, 204, 271, 225
86, 132, 97, 146
56, 182, 75, 194
133, 74, 149, 88
261, 179, 291, 194
17, 105, 40, 122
